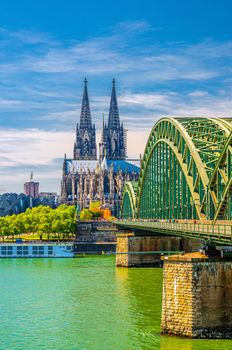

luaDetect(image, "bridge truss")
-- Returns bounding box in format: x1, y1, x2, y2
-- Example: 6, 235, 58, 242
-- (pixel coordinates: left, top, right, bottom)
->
121, 118, 232, 222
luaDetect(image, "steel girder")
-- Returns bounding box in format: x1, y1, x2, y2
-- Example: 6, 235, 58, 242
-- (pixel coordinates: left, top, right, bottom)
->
121, 117, 231, 221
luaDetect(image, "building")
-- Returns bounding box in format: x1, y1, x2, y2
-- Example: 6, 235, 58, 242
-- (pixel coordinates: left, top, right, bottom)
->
61, 79, 140, 216
24, 172, 39, 198
39, 192, 59, 208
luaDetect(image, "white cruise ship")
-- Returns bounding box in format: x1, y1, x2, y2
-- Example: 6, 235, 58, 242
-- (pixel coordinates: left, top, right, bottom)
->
0, 243, 74, 258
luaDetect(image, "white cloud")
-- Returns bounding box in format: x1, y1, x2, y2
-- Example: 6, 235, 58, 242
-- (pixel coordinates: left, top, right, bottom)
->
188, 90, 209, 97
0, 128, 73, 166
0, 98, 23, 108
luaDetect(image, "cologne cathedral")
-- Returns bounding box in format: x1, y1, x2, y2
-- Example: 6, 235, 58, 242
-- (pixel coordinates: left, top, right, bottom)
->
60, 79, 140, 216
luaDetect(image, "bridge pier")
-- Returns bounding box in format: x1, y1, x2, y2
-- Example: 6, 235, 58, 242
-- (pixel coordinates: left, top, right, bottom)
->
116, 233, 181, 267
161, 253, 232, 338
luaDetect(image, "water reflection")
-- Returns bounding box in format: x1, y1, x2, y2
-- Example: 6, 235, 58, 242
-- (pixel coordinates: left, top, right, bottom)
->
115, 265, 232, 350
116, 266, 163, 349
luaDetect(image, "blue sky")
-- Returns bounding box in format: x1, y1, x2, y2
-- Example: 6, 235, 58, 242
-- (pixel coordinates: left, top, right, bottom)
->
0, 0, 232, 193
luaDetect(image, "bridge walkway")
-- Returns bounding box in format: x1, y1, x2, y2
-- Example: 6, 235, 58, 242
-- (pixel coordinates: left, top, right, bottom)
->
116, 220, 232, 245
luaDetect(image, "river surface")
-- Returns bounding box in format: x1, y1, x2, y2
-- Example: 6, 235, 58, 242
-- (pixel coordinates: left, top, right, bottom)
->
0, 256, 231, 350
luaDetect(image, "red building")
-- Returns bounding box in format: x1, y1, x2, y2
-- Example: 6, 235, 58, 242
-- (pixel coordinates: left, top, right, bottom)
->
24, 172, 39, 198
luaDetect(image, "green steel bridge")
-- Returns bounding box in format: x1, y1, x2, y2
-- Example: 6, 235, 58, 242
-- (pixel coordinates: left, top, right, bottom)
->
119, 117, 232, 243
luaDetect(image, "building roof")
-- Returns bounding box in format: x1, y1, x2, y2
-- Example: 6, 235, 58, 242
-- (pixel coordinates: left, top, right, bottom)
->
106, 160, 140, 173
66, 160, 98, 174
66, 159, 140, 174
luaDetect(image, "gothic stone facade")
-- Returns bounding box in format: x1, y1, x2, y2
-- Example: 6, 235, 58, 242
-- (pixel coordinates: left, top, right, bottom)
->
61, 79, 140, 215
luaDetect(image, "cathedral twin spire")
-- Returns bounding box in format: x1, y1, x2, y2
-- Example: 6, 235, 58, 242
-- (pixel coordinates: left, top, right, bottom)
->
108, 78, 120, 130
73, 78, 126, 161
80, 78, 92, 129
73, 78, 96, 160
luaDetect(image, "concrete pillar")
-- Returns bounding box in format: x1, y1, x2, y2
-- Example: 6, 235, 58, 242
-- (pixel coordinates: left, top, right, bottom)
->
116, 233, 181, 267
161, 253, 232, 338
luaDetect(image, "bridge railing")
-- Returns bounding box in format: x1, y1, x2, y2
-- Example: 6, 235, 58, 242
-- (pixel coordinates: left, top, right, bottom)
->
116, 220, 232, 242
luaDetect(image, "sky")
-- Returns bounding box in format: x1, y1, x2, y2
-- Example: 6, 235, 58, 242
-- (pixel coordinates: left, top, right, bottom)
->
0, 0, 232, 193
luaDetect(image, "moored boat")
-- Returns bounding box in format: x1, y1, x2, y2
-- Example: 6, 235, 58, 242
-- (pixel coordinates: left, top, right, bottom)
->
0, 243, 74, 258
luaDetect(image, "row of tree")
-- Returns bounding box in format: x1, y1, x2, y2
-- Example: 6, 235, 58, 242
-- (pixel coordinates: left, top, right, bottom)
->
0, 205, 76, 241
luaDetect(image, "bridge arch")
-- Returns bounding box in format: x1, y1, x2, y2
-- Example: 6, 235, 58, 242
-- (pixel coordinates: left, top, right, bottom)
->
138, 138, 203, 219
121, 117, 232, 221
121, 182, 137, 219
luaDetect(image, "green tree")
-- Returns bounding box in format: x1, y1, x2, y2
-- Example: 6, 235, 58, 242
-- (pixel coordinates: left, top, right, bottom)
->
0, 217, 9, 242
0, 204, 77, 242
89, 201, 101, 210
80, 209, 93, 221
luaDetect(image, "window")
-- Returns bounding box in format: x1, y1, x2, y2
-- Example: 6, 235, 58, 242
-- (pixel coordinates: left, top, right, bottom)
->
23, 247, 29, 255
38, 247, 44, 254
17, 246, 23, 255
33, 246, 39, 255
48, 247, 53, 255
6, 247, 13, 256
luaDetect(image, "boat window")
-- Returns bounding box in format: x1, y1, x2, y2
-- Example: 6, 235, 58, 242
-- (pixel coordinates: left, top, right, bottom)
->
48, 247, 53, 255
17, 247, 23, 254
23, 247, 28, 254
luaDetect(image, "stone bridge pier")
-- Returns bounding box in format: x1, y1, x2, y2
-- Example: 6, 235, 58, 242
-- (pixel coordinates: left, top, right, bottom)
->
161, 253, 232, 338
116, 232, 203, 267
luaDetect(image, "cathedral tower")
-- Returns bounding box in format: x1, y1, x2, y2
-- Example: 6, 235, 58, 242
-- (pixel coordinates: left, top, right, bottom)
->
99, 79, 126, 161
73, 78, 97, 160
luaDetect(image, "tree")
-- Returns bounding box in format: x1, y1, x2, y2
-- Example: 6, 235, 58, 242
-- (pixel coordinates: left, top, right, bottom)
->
89, 201, 101, 211
0, 205, 77, 241
0, 217, 9, 242
80, 209, 93, 221
91, 208, 103, 219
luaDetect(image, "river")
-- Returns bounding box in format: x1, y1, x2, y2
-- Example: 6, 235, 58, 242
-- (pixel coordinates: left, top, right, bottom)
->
0, 256, 231, 350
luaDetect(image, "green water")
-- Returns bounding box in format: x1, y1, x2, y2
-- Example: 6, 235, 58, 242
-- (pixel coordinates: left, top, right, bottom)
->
0, 257, 231, 350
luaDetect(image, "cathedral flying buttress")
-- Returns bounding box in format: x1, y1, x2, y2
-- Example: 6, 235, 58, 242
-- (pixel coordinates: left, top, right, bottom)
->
61, 79, 140, 216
